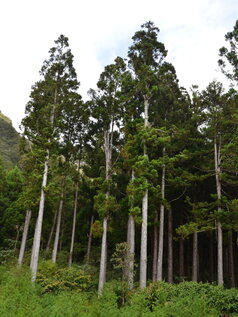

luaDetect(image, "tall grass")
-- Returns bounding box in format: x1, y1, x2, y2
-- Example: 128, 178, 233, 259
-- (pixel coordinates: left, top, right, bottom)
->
0, 266, 238, 316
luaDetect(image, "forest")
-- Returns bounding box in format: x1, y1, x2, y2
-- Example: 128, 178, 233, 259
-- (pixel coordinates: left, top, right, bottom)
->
1, 20, 238, 316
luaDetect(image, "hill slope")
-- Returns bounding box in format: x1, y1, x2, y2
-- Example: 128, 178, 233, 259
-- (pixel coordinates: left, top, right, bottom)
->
0, 111, 20, 168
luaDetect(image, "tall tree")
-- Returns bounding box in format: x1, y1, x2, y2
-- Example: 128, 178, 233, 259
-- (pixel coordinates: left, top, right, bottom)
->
22, 34, 81, 281
128, 21, 167, 288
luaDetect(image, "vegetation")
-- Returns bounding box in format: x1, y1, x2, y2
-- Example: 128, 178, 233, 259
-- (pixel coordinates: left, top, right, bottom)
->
1, 19, 238, 315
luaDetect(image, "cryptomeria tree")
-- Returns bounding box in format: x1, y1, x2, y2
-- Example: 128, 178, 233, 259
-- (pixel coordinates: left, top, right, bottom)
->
89, 57, 127, 295
21, 34, 81, 281
128, 21, 167, 288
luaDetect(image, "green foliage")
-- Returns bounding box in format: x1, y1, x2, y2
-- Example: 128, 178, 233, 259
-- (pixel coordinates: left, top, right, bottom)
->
36, 260, 93, 293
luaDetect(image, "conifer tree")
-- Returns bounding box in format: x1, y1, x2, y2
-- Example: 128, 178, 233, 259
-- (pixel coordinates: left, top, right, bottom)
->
22, 34, 81, 281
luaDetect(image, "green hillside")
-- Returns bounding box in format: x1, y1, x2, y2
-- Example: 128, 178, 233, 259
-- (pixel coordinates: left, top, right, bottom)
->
0, 111, 20, 168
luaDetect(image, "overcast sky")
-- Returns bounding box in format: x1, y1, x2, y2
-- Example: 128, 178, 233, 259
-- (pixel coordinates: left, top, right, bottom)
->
0, 0, 237, 130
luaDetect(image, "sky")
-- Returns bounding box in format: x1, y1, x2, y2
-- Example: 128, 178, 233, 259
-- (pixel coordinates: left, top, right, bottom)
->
0, 0, 237, 131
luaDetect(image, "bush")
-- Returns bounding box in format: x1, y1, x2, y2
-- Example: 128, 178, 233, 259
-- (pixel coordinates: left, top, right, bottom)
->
37, 260, 93, 293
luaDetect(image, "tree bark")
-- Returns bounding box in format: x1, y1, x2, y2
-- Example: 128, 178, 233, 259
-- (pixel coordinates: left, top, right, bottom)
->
214, 134, 223, 285
127, 214, 135, 289
18, 209, 32, 265
52, 183, 64, 263
152, 211, 158, 282
98, 125, 113, 295
69, 181, 79, 267
46, 209, 58, 252
209, 232, 214, 282
157, 149, 165, 281
179, 237, 185, 280
30, 151, 49, 281
30, 97, 56, 281
127, 169, 135, 289
192, 232, 198, 282
167, 206, 173, 283
86, 214, 94, 264
140, 96, 149, 289
98, 216, 108, 296
228, 230, 235, 287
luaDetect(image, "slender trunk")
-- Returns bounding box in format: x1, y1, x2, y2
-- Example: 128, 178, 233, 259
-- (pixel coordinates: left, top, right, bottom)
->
86, 214, 94, 264
167, 206, 173, 283
59, 215, 65, 252
192, 232, 198, 282
46, 209, 58, 252
30, 151, 49, 281
214, 134, 223, 285
228, 231, 235, 287
157, 150, 165, 281
98, 216, 108, 296
69, 181, 79, 267
179, 238, 185, 280
152, 211, 158, 282
52, 184, 64, 263
30, 94, 56, 281
127, 169, 135, 289
209, 232, 214, 282
127, 214, 135, 289
14, 226, 20, 251
98, 125, 113, 295
18, 209, 32, 265
140, 96, 149, 289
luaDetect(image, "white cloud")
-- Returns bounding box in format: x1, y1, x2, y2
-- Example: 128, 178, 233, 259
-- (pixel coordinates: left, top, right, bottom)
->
0, 0, 237, 130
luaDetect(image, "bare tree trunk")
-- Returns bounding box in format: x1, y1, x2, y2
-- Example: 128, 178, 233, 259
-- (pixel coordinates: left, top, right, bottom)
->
127, 214, 135, 289
214, 135, 223, 285
209, 232, 214, 282
157, 151, 165, 281
98, 124, 113, 295
46, 209, 58, 252
52, 184, 64, 263
69, 181, 79, 267
98, 216, 108, 296
179, 238, 185, 280
18, 209, 32, 265
127, 169, 135, 289
86, 214, 94, 264
192, 232, 198, 282
167, 206, 173, 283
30, 151, 49, 281
152, 211, 158, 282
140, 96, 149, 289
30, 96, 56, 282
228, 231, 235, 287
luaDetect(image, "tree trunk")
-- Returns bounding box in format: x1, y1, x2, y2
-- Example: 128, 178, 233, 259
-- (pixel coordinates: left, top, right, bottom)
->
52, 184, 64, 263
30, 151, 49, 281
98, 125, 113, 295
98, 216, 108, 296
209, 232, 214, 282
69, 181, 79, 267
127, 214, 135, 289
192, 232, 198, 282
127, 169, 135, 289
167, 206, 173, 283
140, 96, 149, 289
86, 214, 94, 264
214, 134, 223, 285
152, 211, 158, 282
46, 209, 58, 252
179, 237, 185, 280
157, 150, 165, 281
228, 231, 235, 287
18, 209, 32, 265
30, 97, 56, 281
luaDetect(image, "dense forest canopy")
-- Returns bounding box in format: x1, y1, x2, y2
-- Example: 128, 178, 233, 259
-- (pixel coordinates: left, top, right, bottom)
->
1, 20, 238, 315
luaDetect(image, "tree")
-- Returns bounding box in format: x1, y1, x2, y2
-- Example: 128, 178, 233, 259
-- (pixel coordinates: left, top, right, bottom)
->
22, 34, 81, 281
128, 21, 167, 288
